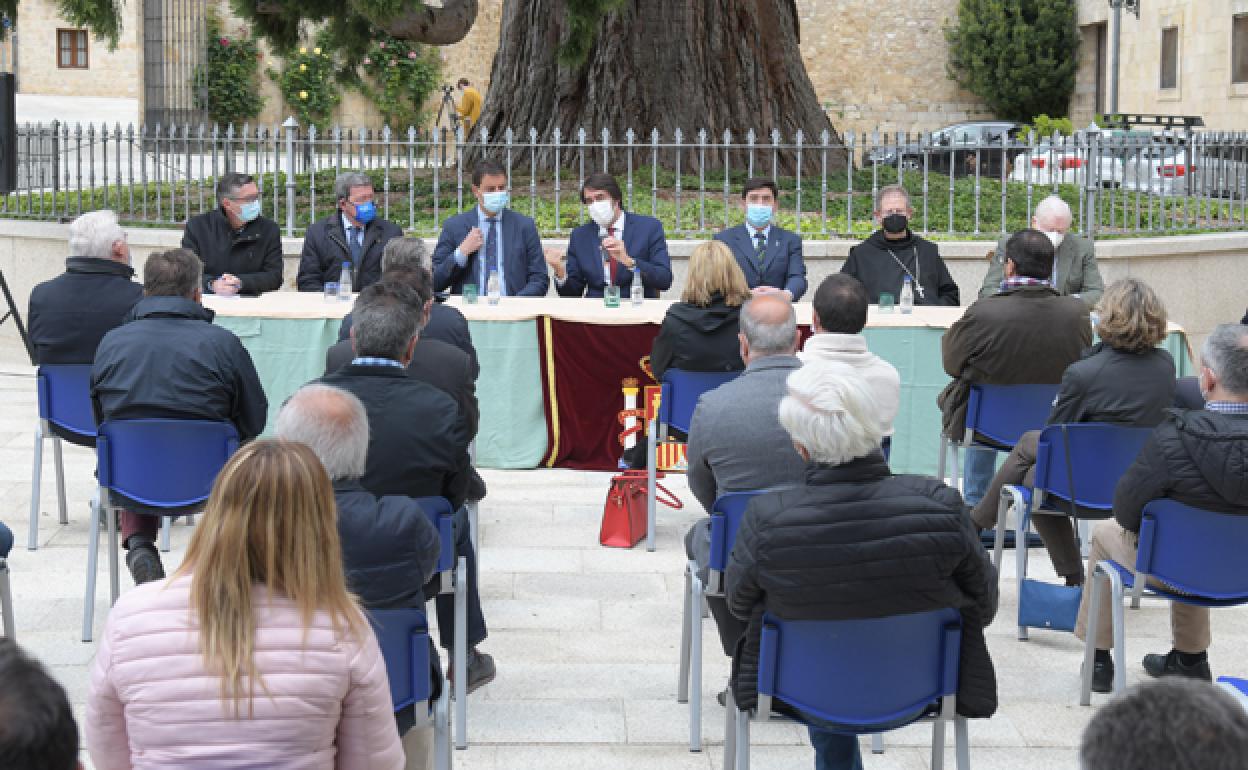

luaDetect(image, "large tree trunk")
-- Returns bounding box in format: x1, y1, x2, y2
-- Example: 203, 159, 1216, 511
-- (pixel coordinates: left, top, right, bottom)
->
474, 0, 845, 174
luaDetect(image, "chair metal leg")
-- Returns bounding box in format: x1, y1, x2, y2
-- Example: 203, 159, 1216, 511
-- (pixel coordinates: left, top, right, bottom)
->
467, 501, 479, 554
1080, 567, 1108, 706
83, 491, 103, 642
159, 516, 172, 553
950, 443, 962, 493
689, 571, 703, 753
1129, 571, 1146, 610
107, 498, 120, 605
871, 732, 885, 754
931, 718, 947, 770
954, 718, 970, 770
991, 488, 1013, 571
52, 436, 68, 525
28, 424, 43, 551
0, 561, 14, 640
937, 434, 948, 481
453, 556, 467, 750
1109, 571, 1127, 695
723, 689, 737, 770
645, 420, 658, 552
434, 678, 451, 770
677, 565, 693, 704
734, 705, 751, 770
1016, 512, 1031, 642
1078, 518, 1091, 560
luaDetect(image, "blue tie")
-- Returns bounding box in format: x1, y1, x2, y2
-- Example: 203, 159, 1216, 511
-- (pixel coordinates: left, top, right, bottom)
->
482, 218, 498, 288
348, 225, 363, 267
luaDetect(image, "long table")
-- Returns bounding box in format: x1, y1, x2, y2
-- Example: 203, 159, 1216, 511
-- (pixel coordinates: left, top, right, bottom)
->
205, 295, 1193, 476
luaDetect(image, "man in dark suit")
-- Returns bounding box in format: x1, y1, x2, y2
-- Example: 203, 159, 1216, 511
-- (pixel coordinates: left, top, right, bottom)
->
296, 171, 403, 292
543, 172, 673, 298
431, 160, 549, 297
713, 177, 807, 300
182, 171, 284, 296
320, 280, 495, 692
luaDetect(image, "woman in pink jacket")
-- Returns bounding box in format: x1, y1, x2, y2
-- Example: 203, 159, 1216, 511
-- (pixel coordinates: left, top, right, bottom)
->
86, 440, 405, 770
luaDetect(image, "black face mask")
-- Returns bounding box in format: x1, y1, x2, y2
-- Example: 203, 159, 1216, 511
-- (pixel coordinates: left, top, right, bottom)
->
882, 213, 908, 234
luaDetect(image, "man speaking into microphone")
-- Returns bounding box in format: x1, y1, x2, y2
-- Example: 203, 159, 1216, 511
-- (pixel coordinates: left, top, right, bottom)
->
545, 173, 673, 298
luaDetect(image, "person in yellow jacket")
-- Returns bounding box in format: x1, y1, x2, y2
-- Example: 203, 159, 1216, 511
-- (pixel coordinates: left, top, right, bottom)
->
455, 78, 482, 134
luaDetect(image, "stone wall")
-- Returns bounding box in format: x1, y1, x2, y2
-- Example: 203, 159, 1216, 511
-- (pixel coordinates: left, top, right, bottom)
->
15, 0, 142, 99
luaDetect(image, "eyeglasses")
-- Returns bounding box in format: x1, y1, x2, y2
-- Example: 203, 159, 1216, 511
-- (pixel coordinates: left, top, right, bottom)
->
230, 195, 260, 204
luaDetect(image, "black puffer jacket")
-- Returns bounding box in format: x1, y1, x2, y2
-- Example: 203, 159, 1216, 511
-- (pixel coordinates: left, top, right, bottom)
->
1114, 409, 1248, 533
27, 257, 144, 364
1047, 342, 1176, 427
726, 456, 999, 718
648, 295, 744, 381
334, 480, 441, 609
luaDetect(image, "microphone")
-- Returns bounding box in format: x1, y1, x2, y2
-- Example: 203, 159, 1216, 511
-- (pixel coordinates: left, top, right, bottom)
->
599, 226, 610, 260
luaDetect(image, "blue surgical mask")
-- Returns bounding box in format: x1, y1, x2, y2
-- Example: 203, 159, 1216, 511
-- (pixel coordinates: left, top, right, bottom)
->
746, 204, 773, 229
238, 200, 261, 223
483, 191, 510, 214
352, 200, 377, 225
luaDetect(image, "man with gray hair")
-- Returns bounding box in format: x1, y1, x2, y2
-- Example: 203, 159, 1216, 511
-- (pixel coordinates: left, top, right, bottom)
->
841, 184, 960, 306
297, 171, 403, 292
181, 171, 284, 296
683, 293, 806, 653
1076, 323, 1248, 692
978, 194, 1104, 305
28, 209, 143, 365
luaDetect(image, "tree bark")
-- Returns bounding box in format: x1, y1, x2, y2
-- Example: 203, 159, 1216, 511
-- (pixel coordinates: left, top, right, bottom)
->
473, 0, 844, 174
356, 0, 479, 45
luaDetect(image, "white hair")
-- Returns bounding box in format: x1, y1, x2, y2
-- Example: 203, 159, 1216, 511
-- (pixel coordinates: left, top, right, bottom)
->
778, 360, 883, 466
1034, 195, 1073, 228
274, 384, 370, 481
68, 210, 125, 258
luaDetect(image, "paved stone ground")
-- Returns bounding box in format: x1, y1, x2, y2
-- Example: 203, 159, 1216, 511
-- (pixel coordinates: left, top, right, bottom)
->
3, 362, 1246, 769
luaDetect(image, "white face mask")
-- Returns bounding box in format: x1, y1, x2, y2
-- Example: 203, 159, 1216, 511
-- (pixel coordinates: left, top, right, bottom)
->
1044, 230, 1065, 250
588, 199, 616, 227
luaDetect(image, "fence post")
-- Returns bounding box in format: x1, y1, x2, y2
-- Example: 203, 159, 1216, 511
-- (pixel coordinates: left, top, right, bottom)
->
282, 116, 298, 236
1084, 130, 1100, 238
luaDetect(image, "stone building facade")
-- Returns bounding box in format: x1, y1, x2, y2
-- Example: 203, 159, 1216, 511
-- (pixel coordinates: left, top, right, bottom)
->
9, 0, 142, 99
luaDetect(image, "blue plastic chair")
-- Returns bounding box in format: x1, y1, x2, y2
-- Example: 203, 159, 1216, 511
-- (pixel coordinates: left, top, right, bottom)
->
677, 491, 765, 752
368, 607, 451, 770
28, 365, 97, 550
645, 369, 740, 551
84, 419, 239, 643
1080, 500, 1248, 703
937, 383, 1060, 489
993, 424, 1152, 638
0, 520, 14, 639
724, 608, 968, 770
1218, 677, 1248, 713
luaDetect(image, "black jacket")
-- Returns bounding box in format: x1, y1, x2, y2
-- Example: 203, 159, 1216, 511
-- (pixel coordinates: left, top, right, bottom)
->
338, 302, 478, 379
1114, 409, 1248, 533
320, 364, 472, 509
726, 457, 998, 718
91, 296, 268, 440
649, 296, 745, 381
27, 257, 144, 365
181, 208, 284, 295
296, 213, 403, 292
841, 230, 960, 306
335, 480, 441, 609
1048, 343, 1176, 427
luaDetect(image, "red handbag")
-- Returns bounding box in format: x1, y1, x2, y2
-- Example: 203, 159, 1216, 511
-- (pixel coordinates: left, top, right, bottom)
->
599, 469, 682, 548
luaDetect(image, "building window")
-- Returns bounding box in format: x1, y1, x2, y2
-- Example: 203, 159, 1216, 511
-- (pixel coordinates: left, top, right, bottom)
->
1234, 15, 1248, 84
1160, 27, 1178, 90
57, 29, 88, 69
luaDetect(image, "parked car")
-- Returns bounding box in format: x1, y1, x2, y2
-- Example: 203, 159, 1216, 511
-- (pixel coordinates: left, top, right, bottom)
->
1009, 142, 1126, 188
864, 121, 1025, 177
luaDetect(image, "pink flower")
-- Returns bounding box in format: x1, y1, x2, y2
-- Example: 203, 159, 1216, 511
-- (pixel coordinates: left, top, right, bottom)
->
378, 41, 386, 49
407, 50, 417, 59
362, 57, 371, 65
219, 37, 230, 46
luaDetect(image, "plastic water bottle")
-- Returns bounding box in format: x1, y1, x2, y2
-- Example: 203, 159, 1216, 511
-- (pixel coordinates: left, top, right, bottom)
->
486, 267, 501, 305
338, 262, 353, 300
630, 267, 644, 306
899, 276, 914, 314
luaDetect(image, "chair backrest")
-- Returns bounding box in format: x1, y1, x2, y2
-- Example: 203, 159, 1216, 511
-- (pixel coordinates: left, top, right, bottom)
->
708, 490, 767, 575
367, 607, 433, 712
37, 364, 97, 440
414, 496, 455, 576
1032, 423, 1153, 512
96, 419, 240, 509
1136, 500, 1248, 601
758, 608, 962, 727
964, 383, 1060, 448
658, 369, 740, 434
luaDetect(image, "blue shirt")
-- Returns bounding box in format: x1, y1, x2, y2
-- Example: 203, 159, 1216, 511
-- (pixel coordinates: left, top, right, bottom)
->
350, 357, 405, 369
453, 207, 507, 296
341, 213, 366, 254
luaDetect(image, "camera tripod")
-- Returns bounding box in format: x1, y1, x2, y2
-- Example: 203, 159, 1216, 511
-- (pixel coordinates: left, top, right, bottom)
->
427, 85, 463, 168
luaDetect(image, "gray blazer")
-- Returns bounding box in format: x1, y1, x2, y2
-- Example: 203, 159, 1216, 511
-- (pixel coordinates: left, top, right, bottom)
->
686, 354, 807, 512
978, 232, 1104, 306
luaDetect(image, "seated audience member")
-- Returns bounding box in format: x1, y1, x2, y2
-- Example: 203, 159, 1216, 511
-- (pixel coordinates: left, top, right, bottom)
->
1080, 679, 1248, 770
1077, 323, 1248, 692
969, 278, 1175, 584
276, 384, 441, 766
0, 638, 82, 770
978, 195, 1104, 306
321, 281, 495, 693
800, 274, 901, 437
182, 172, 284, 296
91, 248, 267, 584
727, 360, 997, 770
27, 209, 143, 366
1174, 308, 1247, 411
684, 293, 805, 653
297, 171, 404, 292
431, 160, 549, 297
939, 229, 1091, 509
712, 177, 807, 300
337, 237, 477, 376
544, 172, 673, 298
86, 441, 405, 769
841, 184, 960, 306
649, 240, 751, 381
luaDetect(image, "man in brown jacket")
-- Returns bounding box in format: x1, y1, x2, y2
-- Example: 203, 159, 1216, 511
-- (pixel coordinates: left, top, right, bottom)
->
939, 229, 1092, 507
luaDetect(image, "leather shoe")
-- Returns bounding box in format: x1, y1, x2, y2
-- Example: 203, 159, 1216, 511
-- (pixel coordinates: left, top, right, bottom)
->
1142, 650, 1211, 682
125, 543, 165, 585
449, 648, 496, 695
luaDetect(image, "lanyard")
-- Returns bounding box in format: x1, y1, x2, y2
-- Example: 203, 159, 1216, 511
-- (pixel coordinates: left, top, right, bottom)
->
886, 247, 926, 300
